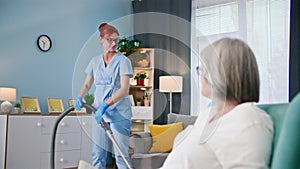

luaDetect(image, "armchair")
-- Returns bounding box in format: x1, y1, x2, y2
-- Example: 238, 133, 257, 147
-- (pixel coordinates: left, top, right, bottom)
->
259, 92, 300, 169
130, 92, 300, 169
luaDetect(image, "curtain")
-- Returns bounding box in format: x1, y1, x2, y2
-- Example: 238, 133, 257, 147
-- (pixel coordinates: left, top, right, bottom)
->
191, 0, 290, 114
289, 0, 300, 101
132, 0, 192, 124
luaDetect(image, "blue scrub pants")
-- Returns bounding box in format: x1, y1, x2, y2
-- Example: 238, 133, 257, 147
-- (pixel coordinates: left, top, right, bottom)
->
92, 118, 133, 169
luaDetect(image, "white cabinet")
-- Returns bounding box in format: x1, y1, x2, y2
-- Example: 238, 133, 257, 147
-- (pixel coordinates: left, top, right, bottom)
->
131, 107, 153, 132
2, 114, 93, 169
0, 115, 7, 169
6, 116, 42, 169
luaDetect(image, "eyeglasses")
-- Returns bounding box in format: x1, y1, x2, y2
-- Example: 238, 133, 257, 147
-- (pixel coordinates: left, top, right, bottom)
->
196, 66, 202, 76
196, 66, 213, 86
105, 37, 119, 44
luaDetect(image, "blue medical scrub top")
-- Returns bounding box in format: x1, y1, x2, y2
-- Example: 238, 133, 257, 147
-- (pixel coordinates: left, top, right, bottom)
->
85, 52, 133, 122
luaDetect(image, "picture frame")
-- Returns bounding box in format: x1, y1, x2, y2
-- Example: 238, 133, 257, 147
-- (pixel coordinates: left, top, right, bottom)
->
46, 97, 64, 114
68, 98, 86, 114
20, 96, 41, 114
129, 94, 135, 106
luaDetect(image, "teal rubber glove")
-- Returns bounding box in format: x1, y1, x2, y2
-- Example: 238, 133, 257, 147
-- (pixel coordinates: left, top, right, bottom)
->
74, 96, 82, 111
95, 103, 109, 124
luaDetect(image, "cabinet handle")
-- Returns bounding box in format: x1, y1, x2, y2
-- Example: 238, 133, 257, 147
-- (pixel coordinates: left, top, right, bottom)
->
60, 140, 65, 144
36, 122, 42, 127
60, 122, 65, 127
82, 122, 86, 126
59, 158, 64, 162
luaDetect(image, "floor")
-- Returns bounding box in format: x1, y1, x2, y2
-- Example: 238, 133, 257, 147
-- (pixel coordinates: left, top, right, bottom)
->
106, 164, 117, 169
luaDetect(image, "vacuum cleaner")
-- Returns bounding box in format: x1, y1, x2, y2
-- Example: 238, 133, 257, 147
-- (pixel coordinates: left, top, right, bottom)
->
50, 102, 133, 169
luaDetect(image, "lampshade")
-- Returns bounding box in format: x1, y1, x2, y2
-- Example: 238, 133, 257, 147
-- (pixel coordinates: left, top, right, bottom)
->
0, 87, 16, 113
159, 76, 183, 93
0, 87, 16, 102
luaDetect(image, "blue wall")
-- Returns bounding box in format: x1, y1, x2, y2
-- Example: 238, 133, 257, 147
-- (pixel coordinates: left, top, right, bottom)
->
0, 0, 132, 113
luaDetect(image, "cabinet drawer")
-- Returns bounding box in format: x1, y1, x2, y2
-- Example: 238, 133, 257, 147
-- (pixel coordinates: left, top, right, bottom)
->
132, 107, 153, 120
40, 150, 80, 169
41, 133, 81, 152
78, 116, 93, 138
42, 116, 81, 134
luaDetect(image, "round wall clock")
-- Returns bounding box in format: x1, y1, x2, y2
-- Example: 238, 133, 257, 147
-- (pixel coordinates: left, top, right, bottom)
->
37, 34, 52, 52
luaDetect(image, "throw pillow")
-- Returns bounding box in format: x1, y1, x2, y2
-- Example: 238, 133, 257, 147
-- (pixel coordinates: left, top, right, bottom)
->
167, 113, 197, 129
148, 122, 183, 153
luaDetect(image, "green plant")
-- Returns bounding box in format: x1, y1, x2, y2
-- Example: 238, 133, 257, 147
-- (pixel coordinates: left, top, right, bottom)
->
14, 102, 21, 108
136, 97, 142, 102
117, 38, 142, 56
84, 93, 94, 105
134, 73, 149, 80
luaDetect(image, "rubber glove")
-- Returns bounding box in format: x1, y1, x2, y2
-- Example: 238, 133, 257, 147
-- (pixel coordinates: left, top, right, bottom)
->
95, 103, 109, 124
74, 96, 82, 111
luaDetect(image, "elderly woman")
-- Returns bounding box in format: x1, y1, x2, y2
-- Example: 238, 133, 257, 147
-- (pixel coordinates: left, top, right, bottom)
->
160, 38, 274, 169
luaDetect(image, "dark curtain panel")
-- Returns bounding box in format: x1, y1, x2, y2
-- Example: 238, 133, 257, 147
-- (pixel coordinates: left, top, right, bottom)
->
132, 0, 192, 124
289, 0, 300, 101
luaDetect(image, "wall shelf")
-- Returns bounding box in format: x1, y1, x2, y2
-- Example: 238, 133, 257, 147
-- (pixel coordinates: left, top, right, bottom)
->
129, 48, 155, 132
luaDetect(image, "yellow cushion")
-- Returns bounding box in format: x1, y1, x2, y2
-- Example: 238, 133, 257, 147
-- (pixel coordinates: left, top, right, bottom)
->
148, 122, 183, 153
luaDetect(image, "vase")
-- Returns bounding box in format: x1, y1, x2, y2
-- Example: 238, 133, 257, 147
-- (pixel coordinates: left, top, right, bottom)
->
144, 100, 150, 107
136, 101, 142, 106
14, 107, 20, 114
136, 79, 144, 86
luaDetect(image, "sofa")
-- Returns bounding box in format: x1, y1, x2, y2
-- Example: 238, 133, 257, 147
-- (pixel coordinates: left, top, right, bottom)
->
129, 113, 197, 169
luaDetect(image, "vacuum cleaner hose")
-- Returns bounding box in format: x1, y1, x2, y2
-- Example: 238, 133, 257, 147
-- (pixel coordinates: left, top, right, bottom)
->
50, 103, 133, 169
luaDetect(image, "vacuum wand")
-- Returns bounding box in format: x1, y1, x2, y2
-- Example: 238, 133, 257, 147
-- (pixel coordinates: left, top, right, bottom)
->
50, 103, 133, 169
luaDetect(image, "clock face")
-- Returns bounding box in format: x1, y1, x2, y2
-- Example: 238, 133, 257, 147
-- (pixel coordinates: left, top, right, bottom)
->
37, 35, 52, 52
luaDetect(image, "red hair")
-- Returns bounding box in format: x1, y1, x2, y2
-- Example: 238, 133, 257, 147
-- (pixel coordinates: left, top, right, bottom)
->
98, 23, 119, 37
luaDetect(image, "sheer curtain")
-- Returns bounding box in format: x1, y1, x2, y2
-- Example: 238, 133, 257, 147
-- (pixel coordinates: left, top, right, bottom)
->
191, 0, 290, 115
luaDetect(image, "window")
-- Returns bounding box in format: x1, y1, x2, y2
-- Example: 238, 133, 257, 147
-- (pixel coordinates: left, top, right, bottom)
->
195, 2, 239, 36
191, 0, 290, 115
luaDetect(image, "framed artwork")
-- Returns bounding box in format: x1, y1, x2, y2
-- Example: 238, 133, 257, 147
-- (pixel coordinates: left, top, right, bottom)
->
68, 98, 86, 114
129, 94, 135, 106
20, 96, 41, 114
46, 98, 64, 114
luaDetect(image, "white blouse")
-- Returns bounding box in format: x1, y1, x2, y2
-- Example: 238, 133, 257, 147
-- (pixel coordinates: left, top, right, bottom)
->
161, 102, 274, 169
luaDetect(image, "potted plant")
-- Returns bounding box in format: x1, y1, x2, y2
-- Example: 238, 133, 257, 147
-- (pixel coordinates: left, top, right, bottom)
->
84, 93, 94, 105
117, 38, 142, 56
134, 73, 149, 86
136, 97, 142, 106
84, 93, 94, 114
14, 102, 21, 114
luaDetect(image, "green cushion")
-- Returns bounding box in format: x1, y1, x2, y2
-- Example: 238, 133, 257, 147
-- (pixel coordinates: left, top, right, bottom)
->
258, 104, 289, 151
272, 94, 300, 169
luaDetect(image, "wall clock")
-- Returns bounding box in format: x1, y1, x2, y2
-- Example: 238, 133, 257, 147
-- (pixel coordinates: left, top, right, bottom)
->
37, 34, 52, 52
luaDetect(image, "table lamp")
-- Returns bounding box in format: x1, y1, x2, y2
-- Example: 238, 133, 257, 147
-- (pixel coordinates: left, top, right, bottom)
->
0, 87, 16, 113
159, 76, 183, 113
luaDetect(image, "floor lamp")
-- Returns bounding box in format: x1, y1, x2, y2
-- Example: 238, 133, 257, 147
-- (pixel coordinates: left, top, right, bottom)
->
159, 76, 183, 113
